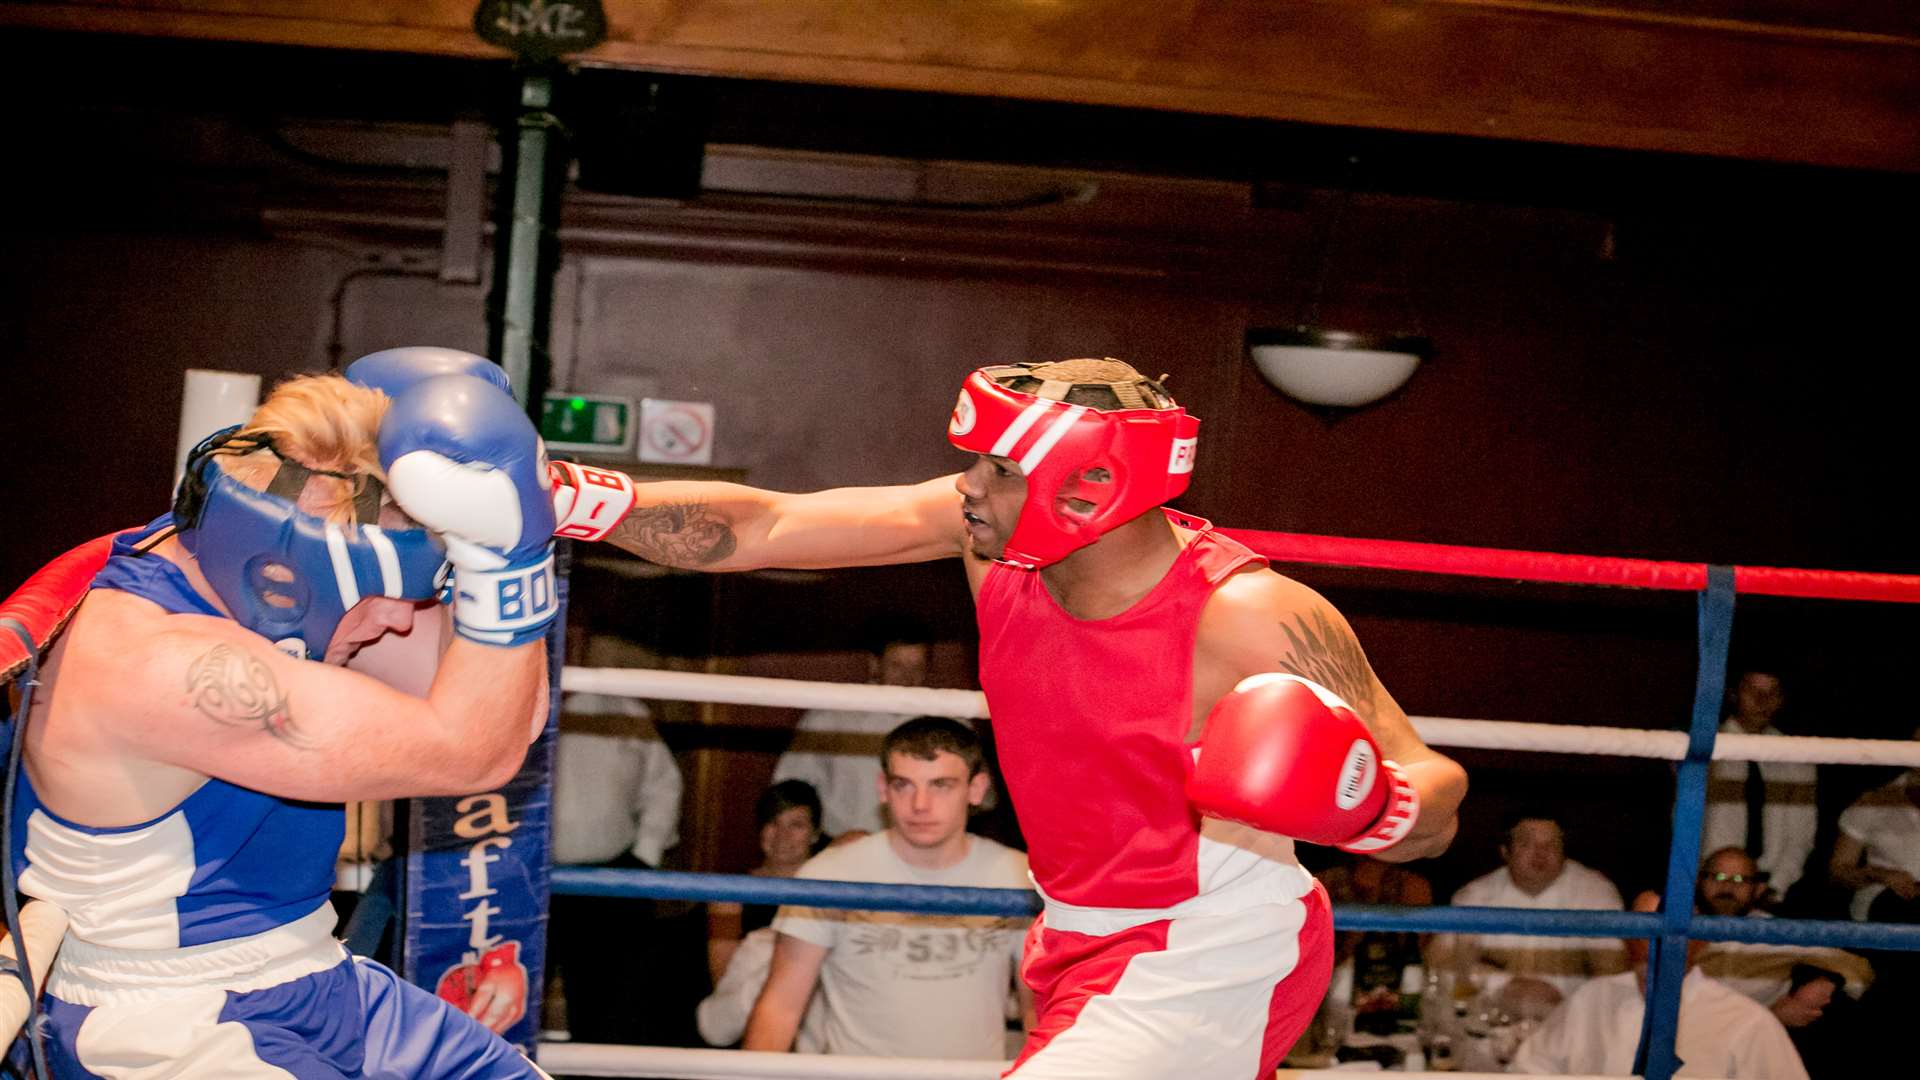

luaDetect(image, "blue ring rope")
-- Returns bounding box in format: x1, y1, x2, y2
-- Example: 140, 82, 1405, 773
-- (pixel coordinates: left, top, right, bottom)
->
552, 868, 1920, 950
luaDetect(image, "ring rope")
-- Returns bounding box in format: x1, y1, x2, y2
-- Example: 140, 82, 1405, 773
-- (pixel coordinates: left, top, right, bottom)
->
538, 1044, 998, 1079
554, 536, 1920, 1080
534, 1042, 1594, 1080
1223, 528, 1920, 603
548, 868, 1920, 952
561, 667, 1920, 768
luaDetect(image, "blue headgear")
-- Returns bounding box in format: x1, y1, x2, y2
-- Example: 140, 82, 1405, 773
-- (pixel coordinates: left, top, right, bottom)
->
173, 427, 450, 661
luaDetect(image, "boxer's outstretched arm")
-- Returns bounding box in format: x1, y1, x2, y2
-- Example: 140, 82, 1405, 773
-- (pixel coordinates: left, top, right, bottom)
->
71, 593, 546, 803
602, 475, 968, 571
1198, 570, 1466, 861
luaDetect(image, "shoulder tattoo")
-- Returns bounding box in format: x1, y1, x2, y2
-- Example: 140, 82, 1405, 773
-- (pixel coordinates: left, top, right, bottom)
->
185, 644, 306, 746
608, 501, 738, 567
1274, 608, 1378, 721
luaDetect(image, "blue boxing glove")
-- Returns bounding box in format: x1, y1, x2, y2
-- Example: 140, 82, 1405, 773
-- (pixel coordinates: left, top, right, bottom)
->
379, 374, 556, 646
347, 346, 512, 399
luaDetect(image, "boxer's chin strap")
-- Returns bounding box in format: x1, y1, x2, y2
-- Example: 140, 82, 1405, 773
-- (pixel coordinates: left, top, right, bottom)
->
1, 619, 51, 1080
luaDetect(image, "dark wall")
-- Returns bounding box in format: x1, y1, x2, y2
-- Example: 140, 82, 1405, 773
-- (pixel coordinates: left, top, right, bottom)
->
4, 40, 1916, 888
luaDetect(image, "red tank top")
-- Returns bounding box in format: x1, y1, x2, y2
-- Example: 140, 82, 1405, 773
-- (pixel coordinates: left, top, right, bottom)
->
976, 511, 1265, 909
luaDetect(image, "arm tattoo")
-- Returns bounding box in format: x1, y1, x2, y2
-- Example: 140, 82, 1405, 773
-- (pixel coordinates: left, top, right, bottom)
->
185, 645, 306, 746
607, 501, 738, 567
1274, 608, 1378, 721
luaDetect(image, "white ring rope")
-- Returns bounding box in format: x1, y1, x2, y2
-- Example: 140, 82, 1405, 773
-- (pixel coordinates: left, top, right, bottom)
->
562, 666, 1920, 768
534, 1042, 1597, 1080
564, 667, 990, 719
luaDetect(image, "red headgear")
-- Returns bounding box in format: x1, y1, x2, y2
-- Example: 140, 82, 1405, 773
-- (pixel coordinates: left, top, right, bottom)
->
947, 362, 1199, 569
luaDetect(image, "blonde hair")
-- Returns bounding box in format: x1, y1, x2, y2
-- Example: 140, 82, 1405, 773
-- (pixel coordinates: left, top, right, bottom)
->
217, 374, 390, 527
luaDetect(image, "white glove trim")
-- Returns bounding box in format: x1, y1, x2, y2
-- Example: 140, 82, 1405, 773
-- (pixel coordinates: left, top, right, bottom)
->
451, 549, 556, 643
550, 461, 638, 542
1337, 758, 1421, 854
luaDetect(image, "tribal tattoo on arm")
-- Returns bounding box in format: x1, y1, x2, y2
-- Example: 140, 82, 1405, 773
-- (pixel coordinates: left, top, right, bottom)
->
1274, 608, 1379, 723
185, 644, 306, 746
607, 501, 739, 567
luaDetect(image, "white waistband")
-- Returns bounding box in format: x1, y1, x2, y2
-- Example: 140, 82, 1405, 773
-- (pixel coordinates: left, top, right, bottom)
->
49, 904, 347, 1006
1036, 847, 1315, 937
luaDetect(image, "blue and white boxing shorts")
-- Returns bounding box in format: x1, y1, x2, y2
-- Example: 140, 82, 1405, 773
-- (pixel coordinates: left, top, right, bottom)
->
28, 907, 543, 1079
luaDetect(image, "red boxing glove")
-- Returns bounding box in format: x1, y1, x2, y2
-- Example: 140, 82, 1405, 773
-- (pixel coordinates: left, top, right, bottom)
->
549, 460, 638, 541
1187, 673, 1419, 854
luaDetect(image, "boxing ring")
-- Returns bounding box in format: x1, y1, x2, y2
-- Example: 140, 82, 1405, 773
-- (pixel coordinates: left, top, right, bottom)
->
539, 529, 1920, 1080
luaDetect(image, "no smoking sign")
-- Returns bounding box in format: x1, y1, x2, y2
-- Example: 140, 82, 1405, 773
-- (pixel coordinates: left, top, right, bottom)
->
639, 398, 715, 466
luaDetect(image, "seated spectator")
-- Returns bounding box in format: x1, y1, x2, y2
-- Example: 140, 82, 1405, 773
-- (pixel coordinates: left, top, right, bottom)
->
1320, 855, 1433, 1031
1829, 767, 1920, 923
698, 927, 827, 1050
1439, 809, 1627, 1010
1702, 668, 1818, 902
772, 629, 933, 837
744, 717, 1032, 1059
1509, 891, 1808, 1079
708, 780, 827, 984
1695, 847, 1872, 1004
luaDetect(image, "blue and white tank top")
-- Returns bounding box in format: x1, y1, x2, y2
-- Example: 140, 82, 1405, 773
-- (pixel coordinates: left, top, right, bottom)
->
10, 516, 343, 949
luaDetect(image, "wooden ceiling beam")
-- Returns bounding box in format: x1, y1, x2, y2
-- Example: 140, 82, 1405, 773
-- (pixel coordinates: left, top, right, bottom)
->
4, 1, 1915, 172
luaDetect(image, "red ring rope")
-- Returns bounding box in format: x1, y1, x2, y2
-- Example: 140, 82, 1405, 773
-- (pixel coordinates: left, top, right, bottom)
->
1222, 529, 1920, 604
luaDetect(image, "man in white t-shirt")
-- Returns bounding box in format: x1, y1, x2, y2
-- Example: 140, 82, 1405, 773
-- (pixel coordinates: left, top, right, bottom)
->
1700, 669, 1818, 900
772, 636, 933, 837
1441, 811, 1627, 1008
745, 717, 1033, 1060
1510, 891, 1807, 1079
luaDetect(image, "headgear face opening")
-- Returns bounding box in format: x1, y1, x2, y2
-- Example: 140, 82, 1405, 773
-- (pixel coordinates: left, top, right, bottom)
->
947, 362, 1199, 569
173, 427, 449, 661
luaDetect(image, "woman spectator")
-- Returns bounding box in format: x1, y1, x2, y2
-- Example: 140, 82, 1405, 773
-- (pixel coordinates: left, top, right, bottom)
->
707, 780, 829, 983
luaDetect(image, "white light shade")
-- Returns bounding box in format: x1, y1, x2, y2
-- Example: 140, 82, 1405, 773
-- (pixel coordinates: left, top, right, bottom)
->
1248, 328, 1430, 408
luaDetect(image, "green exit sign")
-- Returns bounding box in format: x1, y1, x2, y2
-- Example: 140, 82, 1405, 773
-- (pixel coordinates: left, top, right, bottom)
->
540, 392, 635, 455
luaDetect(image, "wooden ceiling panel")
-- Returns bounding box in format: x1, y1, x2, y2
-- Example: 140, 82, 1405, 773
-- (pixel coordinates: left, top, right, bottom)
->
3, 0, 1915, 172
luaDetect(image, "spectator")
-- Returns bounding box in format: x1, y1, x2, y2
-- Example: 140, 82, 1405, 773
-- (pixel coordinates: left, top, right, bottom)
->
708, 780, 826, 984
1508, 891, 1808, 1079
1829, 767, 1920, 923
772, 630, 933, 837
1830, 763, 1920, 1038
1701, 669, 1819, 901
1320, 855, 1433, 1031
1695, 847, 1872, 1005
546, 631, 686, 1044
552, 665, 683, 871
699, 927, 828, 1050
1440, 809, 1627, 1010
743, 717, 1032, 1059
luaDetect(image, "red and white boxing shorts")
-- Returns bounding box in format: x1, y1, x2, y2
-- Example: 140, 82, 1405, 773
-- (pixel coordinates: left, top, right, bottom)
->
1007, 881, 1332, 1079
